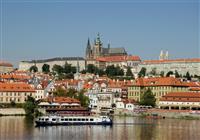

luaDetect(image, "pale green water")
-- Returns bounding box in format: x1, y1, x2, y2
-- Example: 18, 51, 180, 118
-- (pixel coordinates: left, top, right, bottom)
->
0, 116, 199, 140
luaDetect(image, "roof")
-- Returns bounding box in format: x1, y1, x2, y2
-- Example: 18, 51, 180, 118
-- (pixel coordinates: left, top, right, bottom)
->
45, 96, 80, 104
0, 62, 13, 67
160, 92, 200, 102
142, 58, 200, 64
0, 83, 35, 92
96, 55, 141, 62
132, 77, 188, 87
108, 48, 127, 54
0, 74, 30, 80
21, 57, 85, 63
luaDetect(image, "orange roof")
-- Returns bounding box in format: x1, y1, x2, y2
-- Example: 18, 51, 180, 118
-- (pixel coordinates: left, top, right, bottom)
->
0, 61, 13, 67
47, 96, 80, 104
0, 74, 30, 80
132, 77, 188, 87
96, 55, 141, 62
142, 58, 200, 64
0, 83, 35, 92
160, 92, 200, 102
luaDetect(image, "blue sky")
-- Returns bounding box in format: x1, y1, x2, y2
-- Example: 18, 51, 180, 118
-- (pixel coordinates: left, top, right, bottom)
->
0, 0, 199, 67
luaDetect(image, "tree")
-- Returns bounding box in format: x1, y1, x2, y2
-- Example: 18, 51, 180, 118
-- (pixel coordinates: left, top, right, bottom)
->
185, 71, 191, 80
149, 68, 157, 76
52, 64, 64, 74
105, 65, 124, 77
42, 64, 50, 73
175, 70, 180, 78
160, 71, 165, 77
23, 96, 38, 116
138, 67, 146, 77
126, 67, 133, 77
166, 71, 173, 77
30, 65, 38, 73
63, 62, 72, 74
140, 88, 156, 107
87, 64, 97, 73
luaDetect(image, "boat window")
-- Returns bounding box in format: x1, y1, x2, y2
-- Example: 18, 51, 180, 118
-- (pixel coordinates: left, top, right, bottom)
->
73, 118, 77, 121
41, 118, 44, 121
52, 119, 56, 121
61, 119, 64, 121
45, 118, 49, 121
86, 119, 89, 121
39, 118, 41, 120
90, 118, 94, 121
65, 119, 68, 121
82, 118, 85, 121
78, 119, 81, 121
69, 118, 72, 121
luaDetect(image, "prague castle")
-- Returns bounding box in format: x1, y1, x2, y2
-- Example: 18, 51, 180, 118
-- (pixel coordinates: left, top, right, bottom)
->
85, 33, 127, 60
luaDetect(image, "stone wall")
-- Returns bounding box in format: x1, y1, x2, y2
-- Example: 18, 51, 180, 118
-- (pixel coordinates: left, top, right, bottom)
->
0, 108, 25, 115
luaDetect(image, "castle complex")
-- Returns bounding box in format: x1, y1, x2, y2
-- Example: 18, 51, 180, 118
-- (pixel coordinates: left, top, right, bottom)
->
85, 33, 127, 60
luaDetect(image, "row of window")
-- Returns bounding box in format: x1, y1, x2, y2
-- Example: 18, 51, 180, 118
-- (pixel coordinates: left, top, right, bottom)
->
40, 118, 95, 122
0, 92, 32, 96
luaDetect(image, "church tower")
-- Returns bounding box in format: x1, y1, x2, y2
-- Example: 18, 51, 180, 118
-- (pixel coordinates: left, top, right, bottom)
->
93, 33, 103, 59
85, 38, 92, 59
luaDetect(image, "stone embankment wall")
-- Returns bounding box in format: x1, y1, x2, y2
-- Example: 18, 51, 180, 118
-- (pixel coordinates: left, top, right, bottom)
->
0, 108, 25, 115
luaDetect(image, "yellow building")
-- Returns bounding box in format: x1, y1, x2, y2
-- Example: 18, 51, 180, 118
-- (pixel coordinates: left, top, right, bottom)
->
0, 83, 35, 103
128, 77, 189, 104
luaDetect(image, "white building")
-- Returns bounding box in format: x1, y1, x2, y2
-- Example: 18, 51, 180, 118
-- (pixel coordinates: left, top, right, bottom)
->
19, 57, 86, 72
139, 58, 200, 76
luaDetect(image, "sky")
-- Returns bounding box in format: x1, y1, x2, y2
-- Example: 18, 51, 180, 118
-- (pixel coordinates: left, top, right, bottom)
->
0, 0, 199, 67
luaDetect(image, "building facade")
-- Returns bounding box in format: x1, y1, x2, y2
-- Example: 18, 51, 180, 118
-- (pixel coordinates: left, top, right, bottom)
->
128, 77, 189, 104
158, 92, 200, 110
0, 83, 35, 103
139, 58, 200, 76
0, 62, 14, 73
19, 57, 85, 72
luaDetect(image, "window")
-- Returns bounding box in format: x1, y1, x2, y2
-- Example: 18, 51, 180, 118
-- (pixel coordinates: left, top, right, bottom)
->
73, 118, 77, 121
45, 118, 49, 121
61, 119, 64, 121
52, 119, 56, 121
65, 119, 68, 121
69, 118, 72, 121
90, 118, 94, 121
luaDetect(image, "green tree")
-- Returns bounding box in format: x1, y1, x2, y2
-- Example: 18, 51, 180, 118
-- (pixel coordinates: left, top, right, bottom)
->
175, 70, 180, 78
160, 71, 165, 77
149, 68, 157, 76
166, 71, 173, 77
63, 62, 72, 74
138, 67, 146, 77
30, 65, 38, 73
126, 67, 133, 77
185, 71, 191, 80
77, 90, 89, 107
42, 64, 50, 73
23, 96, 38, 116
87, 64, 97, 73
52, 64, 64, 74
140, 88, 156, 107
105, 65, 124, 77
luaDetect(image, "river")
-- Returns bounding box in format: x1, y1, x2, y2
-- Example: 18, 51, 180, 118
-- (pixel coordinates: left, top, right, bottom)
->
0, 116, 199, 140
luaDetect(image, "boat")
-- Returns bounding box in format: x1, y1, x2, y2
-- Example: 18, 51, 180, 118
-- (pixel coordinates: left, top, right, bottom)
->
35, 115, 113, 126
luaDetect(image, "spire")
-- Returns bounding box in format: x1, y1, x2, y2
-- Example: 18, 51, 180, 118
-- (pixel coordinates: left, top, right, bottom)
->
95, 32, 102, 45
87, 38, 91, 49
86, 38, 91, 59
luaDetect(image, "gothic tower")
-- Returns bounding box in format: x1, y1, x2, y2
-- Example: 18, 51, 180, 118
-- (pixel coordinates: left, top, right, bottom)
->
93, 33, 103, 59
85, 38, 92, 59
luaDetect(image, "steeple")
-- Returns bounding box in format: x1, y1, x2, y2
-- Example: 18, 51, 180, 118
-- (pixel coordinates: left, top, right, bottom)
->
86, 38, 91, 59
95, 33, 102, 45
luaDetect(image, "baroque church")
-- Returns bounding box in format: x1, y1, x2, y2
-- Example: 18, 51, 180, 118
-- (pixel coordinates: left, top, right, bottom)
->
85, 33, 127, 60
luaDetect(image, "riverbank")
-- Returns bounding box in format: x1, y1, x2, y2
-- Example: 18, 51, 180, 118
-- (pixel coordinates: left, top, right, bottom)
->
113, 108, 200, 120
0, 108, 26, 116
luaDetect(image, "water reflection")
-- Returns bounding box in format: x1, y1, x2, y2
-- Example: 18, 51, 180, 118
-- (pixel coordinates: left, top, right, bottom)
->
0, 116, 200, 140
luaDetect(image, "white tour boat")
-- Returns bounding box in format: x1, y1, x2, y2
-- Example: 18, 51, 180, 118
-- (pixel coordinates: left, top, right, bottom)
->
35, 115, 113, 126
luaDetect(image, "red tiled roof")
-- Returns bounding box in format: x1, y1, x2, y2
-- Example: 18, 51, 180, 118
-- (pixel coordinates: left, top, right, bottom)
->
0, 83, 35, 92
160, 92, 200, 102
46, 96, 80, 104
0, 74, 30, 80
142, 58, 200, 64
96, 55, 141, 62
132, 77, 188, 87
0, 61, 13, 67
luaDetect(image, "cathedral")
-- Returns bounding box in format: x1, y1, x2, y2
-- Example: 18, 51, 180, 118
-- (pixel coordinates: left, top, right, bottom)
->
85, 33, 127, 60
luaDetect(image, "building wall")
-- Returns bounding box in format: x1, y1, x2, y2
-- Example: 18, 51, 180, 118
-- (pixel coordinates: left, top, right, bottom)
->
128, 86, 189, 104
139, 62, 200, 76
0, 91, 35, 103
19, 60, 86, 72
0, 66, 14, 73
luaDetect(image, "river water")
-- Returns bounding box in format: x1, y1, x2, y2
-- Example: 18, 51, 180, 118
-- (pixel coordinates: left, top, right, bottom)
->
0, 116, 199, 140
